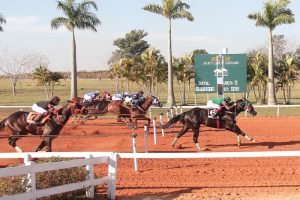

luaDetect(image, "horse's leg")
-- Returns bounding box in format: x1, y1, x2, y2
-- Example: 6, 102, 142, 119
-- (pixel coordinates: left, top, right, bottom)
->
172, 125, 190, 147
191, 127, 207, 151
35, 140, 46, 152
8, 135, 23, 153
226, 124, 255, 147
43, 137, 53, 152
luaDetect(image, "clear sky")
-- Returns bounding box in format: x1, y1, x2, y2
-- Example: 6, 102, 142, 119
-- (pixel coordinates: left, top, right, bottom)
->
1, 0, 300, 72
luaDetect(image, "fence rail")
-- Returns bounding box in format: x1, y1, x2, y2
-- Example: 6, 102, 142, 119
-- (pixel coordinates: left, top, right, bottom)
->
0, 152, 117, 200
1, 151, 300, 200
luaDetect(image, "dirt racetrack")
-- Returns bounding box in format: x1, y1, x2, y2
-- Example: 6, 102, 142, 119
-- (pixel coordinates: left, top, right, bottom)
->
1, 116, 300, 200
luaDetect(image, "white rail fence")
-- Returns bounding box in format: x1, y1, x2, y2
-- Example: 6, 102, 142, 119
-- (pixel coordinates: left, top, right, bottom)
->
149, 104, 300, 118
1, 151, 300, 200
1, 105, 300, 118
0, 152, 117, 200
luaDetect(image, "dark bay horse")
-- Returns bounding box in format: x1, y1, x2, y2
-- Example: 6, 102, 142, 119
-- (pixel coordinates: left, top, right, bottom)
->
85, 95, 162, 127
163, 98, 257, 151
0, 98, 86, 152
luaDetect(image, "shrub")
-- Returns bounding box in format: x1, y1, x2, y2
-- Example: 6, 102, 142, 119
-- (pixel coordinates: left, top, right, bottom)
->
0, 157, 93, 200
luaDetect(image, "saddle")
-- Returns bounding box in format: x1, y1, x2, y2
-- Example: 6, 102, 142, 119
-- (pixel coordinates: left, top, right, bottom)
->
206, 109, 221, 128
27, 112, 51, 125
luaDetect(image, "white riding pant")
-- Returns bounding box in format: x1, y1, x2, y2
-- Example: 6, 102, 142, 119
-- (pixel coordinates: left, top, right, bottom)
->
32, 104, 47, 114
207, 100, 220, 109
83, 94, 93, 102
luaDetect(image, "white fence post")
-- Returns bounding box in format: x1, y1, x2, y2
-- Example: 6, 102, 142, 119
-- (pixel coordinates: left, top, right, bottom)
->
86, 154, 95, 198
24, 154, 36, 200
107, 153, 117, 200
153, 117, 157, 145
277, 106, 280, 117
159, 113, 165, 137
131, 132, 138, 172
144, 124, 148, 153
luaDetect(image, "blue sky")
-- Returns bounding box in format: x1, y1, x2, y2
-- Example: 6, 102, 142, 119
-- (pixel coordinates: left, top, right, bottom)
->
1, 0, 300, 72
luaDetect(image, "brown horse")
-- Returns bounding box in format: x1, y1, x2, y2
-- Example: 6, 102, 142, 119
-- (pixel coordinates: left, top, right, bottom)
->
163, 98, 257, 151
0, 98, 86, 152
85, 95, 162, 127
99, 91, 111, 101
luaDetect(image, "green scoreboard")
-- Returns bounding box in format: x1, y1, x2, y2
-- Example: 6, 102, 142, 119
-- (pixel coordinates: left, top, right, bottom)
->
194, 54, 247, 93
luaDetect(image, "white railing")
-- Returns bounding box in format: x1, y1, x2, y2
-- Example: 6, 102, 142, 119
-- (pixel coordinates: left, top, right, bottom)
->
1, 151, 300, 200
1, 105, 300, 118
0, 152, 117, 200
149, 104, 300, 117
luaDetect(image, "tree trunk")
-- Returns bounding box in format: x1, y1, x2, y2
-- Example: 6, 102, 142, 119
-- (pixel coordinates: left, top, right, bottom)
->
287, 84, 292, 104
167, 18, 175, 106
177, 80, 183, 104
70, 29, 78, 99
267, 29, 277, 105
11, 77, 17, 96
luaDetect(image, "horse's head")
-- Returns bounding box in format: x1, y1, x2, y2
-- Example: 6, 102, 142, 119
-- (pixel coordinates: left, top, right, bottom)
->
150, 96, 162, 107
68, 98, 88, 115
236, 98, 257, 116
100, 91, 112, 101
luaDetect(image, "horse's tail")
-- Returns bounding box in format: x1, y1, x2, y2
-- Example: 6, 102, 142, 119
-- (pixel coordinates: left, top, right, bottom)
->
0, 118, 7, 131
162, 114, 182, 129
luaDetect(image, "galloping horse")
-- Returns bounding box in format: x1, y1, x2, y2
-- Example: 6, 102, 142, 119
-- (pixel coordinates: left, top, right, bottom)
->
129, 95, 162, 127
0, 98, 86, 152
85, 95, 162, 127
163, 98, 257, 151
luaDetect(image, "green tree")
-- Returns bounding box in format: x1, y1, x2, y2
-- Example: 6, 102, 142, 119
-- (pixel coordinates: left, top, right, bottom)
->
0, 13, 6, 32
276, 55, 298, 104
174, 53, 194, 105
140, 47, 166, 94
51, 0, 101, 99
248, 52, 268, 104
108, 30, 149, 65
32, 66, 64, 99
143, 0, 194, 106
248, 0, 295, 105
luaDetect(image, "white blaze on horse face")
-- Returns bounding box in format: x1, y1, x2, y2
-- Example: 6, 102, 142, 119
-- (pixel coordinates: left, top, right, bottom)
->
124, 96, 132, 103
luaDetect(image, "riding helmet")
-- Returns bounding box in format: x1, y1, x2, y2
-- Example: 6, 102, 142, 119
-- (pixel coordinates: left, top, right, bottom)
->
224, 96, 231, 102
51, 96, 61, 103
138, 90, 144, 95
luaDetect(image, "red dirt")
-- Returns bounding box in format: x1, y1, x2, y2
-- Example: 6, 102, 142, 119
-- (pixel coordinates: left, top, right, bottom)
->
1, 116, 300, 200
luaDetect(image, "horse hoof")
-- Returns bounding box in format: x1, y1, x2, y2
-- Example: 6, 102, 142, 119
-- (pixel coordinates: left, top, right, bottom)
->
201, 148, 209, 151
252, 139, 256, 143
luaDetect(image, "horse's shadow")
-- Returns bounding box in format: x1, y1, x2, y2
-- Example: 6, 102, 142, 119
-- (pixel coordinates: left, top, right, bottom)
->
206, 140, 300, 149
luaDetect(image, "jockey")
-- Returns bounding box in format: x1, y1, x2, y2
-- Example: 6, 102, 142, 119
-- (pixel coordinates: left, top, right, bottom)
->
83, 91, 100, 103
132, 90, 145, 108
31, 96, 61, 124
207, 96, 236, 117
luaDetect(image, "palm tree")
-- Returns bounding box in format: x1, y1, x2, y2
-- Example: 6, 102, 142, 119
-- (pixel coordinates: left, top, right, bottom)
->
143, 0, 194, 106
248, 52, 268, 104
248, 0, 294, 105
51, 0, 101, 99
0, 13, 6, 32
276, 55, 298, 104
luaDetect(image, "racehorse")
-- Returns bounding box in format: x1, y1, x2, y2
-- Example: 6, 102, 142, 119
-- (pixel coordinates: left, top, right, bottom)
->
0, 98, 86, 152
85, 95, 162, 127
99, 91, 111, 101
162, 98, 257, 151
